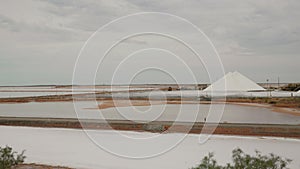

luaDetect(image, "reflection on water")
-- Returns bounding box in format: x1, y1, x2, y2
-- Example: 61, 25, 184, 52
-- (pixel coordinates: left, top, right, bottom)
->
0, 92, 71, 98
0, 101, 299, 124
0, 87, 155, 98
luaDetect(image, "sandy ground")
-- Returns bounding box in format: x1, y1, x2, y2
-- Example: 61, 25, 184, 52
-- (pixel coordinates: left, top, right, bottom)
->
97, 99, 300, 117
97, 100, 202, 109
228, 102, 300, 116
98, 100, 155, 109
272, 107, 300, 116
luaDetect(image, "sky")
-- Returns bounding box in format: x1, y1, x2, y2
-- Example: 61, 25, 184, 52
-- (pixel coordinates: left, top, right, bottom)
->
0, 0, 299, 85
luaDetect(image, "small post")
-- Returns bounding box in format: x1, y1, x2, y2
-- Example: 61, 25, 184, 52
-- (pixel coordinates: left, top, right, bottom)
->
277, 77, 280, 90
266, 79, 270, 97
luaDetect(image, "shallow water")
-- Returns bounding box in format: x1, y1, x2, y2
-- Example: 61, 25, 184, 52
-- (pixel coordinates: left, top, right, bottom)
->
0, 92, 73, 98
0, 87, 153, 98
0, 101, 299, 124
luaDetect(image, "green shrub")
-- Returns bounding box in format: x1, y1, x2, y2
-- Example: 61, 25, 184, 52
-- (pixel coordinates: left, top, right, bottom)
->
191, 148, 291, 169
0, 146, 26, 169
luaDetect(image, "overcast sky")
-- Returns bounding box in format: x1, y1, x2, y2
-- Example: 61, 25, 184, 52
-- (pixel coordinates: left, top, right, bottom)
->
0, 0, 299, 85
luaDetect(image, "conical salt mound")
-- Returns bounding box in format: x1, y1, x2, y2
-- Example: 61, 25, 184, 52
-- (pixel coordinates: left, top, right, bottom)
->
204, 71, 265, 92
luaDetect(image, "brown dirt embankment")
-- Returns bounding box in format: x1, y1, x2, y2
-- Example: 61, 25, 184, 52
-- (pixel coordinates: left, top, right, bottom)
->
226, 97, 300, 116
97, 100, 203, 109
1, 117, 300, 138
98, 100, 153, 109
226, 97, 300, 108
96, 98, 300, 116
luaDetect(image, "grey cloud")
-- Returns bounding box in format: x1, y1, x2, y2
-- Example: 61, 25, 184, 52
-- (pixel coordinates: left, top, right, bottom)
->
0, 0, 300, 85
0, 15, 21, 32
40, 0, 141, 32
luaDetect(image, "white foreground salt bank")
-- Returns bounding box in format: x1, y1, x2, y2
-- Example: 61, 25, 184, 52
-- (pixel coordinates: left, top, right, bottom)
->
0, 126, 299, 169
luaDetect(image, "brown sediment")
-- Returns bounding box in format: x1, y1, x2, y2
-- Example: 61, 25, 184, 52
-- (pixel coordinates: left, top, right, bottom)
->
227, 102, 300, 116
211, 97, 300, 116
1, 93, 299, 116
272, 107, 300, 116
226, 97, 300, 108
97, 99, 202, 109
0, 117, 300, 138
98, 100, 155, 109
96, 99, 300, 117
226, 102, 271, 108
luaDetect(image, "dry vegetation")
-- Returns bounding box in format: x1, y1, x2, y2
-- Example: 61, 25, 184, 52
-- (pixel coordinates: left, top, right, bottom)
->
226, 97, 300, 108
14, 164, 73, 169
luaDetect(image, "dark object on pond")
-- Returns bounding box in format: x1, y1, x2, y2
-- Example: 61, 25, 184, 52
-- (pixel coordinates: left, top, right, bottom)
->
168, 87, 172, 91
200, 96, 211, 101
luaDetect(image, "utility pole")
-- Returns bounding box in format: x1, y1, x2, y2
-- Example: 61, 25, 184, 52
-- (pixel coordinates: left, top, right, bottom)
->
277, 77, 280, 90
266, 79, 270, 97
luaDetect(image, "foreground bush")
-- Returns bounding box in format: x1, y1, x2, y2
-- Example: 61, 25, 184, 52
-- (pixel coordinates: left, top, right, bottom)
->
191, 148, 291, 169
0, 146, 26, 169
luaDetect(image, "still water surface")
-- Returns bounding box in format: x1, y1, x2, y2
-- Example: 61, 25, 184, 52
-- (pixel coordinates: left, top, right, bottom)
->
0, 101, 299, 124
